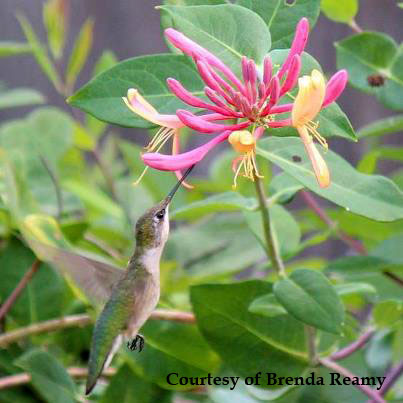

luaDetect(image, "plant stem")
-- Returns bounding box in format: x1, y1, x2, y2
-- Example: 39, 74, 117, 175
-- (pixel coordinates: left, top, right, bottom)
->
349, 19, 363, 34
0, 310, 195, 347
331, 329, 375, 361
371, 360, 403, 400
0, 259, 41, 322
319, 358, 385, 403
253, 175, 285, 276
305, 325, 317, 365
40, 155, 63, 220
0, 367, 116, 390
300, 190, 403, 286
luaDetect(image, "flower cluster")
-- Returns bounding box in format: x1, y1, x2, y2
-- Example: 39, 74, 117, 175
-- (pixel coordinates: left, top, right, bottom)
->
123, 18, 348, 189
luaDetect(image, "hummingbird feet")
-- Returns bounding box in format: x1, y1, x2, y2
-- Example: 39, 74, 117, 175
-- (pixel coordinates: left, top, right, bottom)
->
127, 334, 144, 352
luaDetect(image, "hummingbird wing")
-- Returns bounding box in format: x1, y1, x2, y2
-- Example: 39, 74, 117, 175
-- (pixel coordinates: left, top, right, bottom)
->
26, 238, 124, 305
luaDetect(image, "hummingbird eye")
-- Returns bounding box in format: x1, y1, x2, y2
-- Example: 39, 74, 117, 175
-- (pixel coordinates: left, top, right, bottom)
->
155, 209, 165, 220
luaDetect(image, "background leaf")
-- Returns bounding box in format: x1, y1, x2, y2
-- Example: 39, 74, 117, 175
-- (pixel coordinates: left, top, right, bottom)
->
321, 0, 358, 23
273, 269, 344, 334
159, 4, 271, 72
16, 350, 76, 403
237, 0, 321, 48
191, 281, 309, 379
0, 41, 31, 57
336, 32, 403, 110
257, 137, 403, 222
0, 88, 45, 109
69, 54, 204, 128
66, 18, 94, 88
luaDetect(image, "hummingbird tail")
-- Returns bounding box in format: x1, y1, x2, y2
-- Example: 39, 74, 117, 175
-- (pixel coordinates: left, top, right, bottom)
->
85, 334, 123, 395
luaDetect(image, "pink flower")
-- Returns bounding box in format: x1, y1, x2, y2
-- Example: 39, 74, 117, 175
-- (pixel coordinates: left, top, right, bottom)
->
124, 18, 348, 188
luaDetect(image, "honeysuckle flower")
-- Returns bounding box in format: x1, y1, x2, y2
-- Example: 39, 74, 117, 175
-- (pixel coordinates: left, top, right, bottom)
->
291, 69, 329, 188
124, 17, 348, 188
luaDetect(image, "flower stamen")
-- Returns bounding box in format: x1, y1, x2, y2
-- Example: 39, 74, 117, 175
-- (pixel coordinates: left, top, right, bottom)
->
228, 130, 263, 189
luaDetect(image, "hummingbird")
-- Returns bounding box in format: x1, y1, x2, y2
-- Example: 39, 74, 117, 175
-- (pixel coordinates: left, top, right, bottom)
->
85, 165, 195, 394
23, 166, 195, 395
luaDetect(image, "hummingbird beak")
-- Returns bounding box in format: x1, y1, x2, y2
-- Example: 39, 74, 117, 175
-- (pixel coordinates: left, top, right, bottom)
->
165, 165, 195, 203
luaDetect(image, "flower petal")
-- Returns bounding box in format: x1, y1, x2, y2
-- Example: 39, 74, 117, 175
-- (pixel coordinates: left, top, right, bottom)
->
165, 28, 244, 92
280, 54, 301, 96
297, 125, 330, 188
123, 88, 183, 129
291, 69, 326, 127
167, 78, 234, 116
172, 131, 194, 189
277, 18, 309, 80
322, 70, 348, 108
143, 131, 231, 171
177, 110, 250, 133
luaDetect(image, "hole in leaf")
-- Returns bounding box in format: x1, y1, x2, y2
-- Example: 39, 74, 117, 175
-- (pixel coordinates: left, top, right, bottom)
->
284, 0, 297, 5
292, 155, 302, 162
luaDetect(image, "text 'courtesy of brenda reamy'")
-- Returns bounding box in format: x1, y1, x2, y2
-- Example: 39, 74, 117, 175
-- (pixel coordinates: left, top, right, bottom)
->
166, 372, 387, 391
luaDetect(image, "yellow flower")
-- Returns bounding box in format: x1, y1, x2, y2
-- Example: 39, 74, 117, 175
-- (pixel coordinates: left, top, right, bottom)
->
228, 130, 262, 189
292, 70, 330, 188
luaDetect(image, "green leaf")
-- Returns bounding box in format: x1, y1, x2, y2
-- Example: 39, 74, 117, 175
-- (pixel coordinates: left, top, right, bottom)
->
335, 282, 377, 300
358, 147, 403, 174
164, 0, 226, 4
237, 0, 320, 48
43, 0, 67, 59
321, 0, 358, 23
273, 269, 344, 334
244, 204, 301, 256
248, 293, 287, 317
172, 192, 257, 219
93, 50, 118, 76
325, 255, 403, 275
69, 54, 204, 128
168, 215, 266, 280
66, 18, 94, 88
0, 41, 31, 57
16, 349, 76, 403
373, 300, 403, 328
357, 114, 403, 138
0, 107, 75, 216
269, 173, 304, 204
0, 88, 45, 109
159, 4, 271, 73
85, 50, 119, 136
268, 50, 356, 141
191, 281, 308, 379
336, 33, 403, 110
371, 233, 403, 265
101, 364, 171, 403
126, 321, 220, 389
257, 137, 403, 222
0, 239, 64, 325
16, 14, 61, 91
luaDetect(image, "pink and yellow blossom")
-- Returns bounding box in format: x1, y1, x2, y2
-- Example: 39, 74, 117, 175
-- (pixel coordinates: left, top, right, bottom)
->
123, 18, 348, 188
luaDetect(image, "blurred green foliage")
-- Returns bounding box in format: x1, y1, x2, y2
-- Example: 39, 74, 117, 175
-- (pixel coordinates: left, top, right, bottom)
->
0, 1, 402, 402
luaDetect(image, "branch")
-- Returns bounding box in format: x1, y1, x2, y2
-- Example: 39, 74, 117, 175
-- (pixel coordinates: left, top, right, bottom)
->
330, 329, 375, 361
300, 190, 403, 286
0, 367, 116, 390
0, 259, 41, 322
367, 360, 403, 402
349, 19, 363, 34
253, 175, 285, 276
319, 358, 385, 403
0, 309, 195, 347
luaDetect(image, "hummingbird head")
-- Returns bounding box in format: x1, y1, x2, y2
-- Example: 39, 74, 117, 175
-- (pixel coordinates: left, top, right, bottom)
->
134, 166, 195, 250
